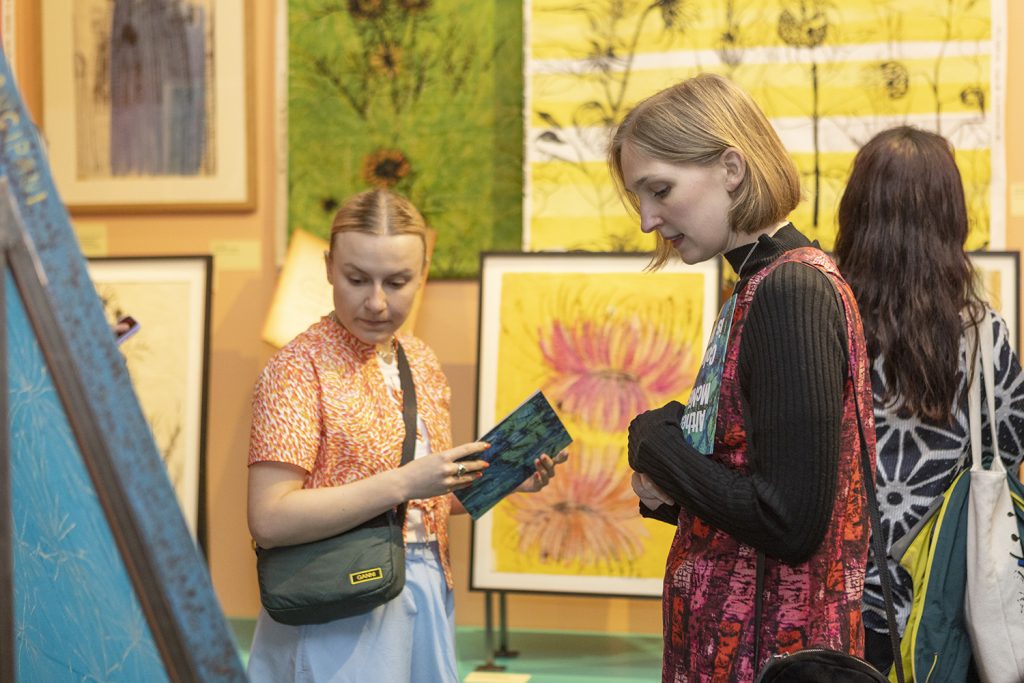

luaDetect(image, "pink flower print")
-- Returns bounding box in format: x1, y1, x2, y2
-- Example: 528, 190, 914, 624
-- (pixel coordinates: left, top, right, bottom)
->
539, 315, 695, 432
504, 443, 649, 568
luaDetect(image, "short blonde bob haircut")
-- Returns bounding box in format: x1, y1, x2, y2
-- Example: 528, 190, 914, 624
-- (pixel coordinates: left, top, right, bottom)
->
608, 73, 801, 268
328, 189, 429, 265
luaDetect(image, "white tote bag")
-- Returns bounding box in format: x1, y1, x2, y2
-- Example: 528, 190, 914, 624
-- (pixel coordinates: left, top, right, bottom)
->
964, 315, 1024, 682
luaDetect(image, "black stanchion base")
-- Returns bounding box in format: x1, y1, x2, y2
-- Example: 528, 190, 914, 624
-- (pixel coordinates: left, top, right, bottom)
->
474, 660, 506, 672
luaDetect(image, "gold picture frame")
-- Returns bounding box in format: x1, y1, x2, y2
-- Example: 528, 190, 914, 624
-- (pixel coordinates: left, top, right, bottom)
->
42, 0, 254, 213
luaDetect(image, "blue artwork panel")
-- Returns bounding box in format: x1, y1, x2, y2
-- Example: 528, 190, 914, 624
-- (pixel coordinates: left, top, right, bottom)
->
0, 39, 244, 680
7, 272, 169, 682
456, 391, 572, 519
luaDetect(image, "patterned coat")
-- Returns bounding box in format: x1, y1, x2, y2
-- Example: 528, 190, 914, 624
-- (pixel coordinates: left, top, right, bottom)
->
662, 248, 873, 681
863, 306, 1024, 635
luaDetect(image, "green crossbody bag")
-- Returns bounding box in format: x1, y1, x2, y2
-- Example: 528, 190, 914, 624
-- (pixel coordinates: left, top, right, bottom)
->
254, 341, 417, 626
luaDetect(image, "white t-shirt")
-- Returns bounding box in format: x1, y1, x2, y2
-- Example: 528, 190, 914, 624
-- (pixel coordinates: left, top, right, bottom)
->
378, 355, 436, 543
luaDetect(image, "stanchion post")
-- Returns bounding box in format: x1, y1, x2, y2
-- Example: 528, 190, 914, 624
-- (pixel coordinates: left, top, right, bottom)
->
494, 591, 518, 658
474, 590, 505, 672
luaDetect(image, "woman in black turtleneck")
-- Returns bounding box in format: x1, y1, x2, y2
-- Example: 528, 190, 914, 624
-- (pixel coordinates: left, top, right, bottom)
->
607, 73, 874, 681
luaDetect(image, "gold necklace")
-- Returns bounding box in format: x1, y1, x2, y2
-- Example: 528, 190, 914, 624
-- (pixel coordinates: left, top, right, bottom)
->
330, 312, 396, 363
736, 239, 759, 279
376, 338, 397, 364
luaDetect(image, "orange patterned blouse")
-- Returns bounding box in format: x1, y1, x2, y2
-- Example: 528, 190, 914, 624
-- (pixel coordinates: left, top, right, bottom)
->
248, 316, 457, 587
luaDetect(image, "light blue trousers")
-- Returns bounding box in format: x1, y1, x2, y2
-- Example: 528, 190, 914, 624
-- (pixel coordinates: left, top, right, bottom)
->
247, 542, 457, 683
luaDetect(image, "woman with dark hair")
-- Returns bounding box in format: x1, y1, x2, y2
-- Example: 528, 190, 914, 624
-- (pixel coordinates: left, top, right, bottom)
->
834, 125, 1024, 671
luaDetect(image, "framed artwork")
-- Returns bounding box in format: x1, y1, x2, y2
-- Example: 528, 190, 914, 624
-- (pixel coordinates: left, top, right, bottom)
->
1, 43, 242, 678
970, 250, 1020, 351
525, 0, 1005, 252
284, 0, 523, 277
471, 252, 721, 597
86, 256, 213, 550
41, 0, 253, 212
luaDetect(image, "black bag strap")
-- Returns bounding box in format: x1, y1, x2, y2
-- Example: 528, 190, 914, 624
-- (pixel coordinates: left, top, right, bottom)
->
754, 285, 905, 683
394, 341, 417, 525
840, 289, 905, 683
251, 340, 419, 553
853, 388, 905, 683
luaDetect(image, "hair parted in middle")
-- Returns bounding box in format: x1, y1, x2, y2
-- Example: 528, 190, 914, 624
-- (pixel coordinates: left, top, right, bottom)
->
328, 188, 429, 262
608, 72, 801, 268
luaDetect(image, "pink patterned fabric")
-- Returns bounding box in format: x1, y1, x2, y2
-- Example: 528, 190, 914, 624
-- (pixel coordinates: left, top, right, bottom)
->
662, 248, 874, 681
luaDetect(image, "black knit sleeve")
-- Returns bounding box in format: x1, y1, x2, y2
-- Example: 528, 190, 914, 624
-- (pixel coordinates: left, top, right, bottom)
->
631, 262, 846, 563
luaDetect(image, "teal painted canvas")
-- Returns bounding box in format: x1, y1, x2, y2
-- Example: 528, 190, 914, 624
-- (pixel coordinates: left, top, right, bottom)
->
8, 274, 171, 682
288, 0, 523, 277
0, 42, 244, 680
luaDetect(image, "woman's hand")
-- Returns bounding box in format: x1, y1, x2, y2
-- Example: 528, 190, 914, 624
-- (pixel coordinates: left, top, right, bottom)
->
631, 472, 675, 510
515, 449, 570, 493
248, 443, 490, 548
628, 400, 684, 469
399, 441, 490, 501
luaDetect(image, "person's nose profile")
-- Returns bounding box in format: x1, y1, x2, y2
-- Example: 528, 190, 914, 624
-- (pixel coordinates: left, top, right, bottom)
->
638, 215, 663, 233
640, 205, 661, 233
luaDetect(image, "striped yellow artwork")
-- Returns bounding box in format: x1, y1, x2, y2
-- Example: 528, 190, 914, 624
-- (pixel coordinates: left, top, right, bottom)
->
525, 0, 1002, 253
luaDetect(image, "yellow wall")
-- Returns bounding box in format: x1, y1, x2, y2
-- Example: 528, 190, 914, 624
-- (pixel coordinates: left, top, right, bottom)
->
11, 2, 1024, 636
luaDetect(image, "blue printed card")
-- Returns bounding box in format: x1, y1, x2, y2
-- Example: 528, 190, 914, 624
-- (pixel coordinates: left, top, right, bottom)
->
455, 390, 572, 519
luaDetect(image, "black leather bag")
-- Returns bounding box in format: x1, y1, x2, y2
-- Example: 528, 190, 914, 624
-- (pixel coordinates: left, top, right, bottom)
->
254, 342, 417, 626
755, 649, 889, 682
255, 509, 406, 625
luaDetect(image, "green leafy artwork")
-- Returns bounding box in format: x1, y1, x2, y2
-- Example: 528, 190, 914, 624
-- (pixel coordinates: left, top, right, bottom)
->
288, 0, 523, 278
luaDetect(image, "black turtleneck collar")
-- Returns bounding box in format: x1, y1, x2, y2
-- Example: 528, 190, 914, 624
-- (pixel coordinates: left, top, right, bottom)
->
723, 223, 814, 284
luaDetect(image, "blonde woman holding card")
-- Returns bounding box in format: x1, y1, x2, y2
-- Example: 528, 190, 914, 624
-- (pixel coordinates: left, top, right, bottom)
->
246, 188, 566, 683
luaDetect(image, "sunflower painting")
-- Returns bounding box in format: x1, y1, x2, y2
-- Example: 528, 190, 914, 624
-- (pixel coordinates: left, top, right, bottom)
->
473, 253, 720, 596
287, 0, 522, 277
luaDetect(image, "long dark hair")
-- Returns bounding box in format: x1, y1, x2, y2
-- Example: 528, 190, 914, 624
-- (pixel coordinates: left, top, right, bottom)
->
835, 126, 984, 423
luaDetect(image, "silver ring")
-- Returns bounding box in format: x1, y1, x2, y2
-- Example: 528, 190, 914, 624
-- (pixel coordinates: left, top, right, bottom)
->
456, 463, 466, 478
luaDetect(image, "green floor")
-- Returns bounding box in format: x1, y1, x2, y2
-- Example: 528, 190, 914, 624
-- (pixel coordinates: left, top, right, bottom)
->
229, 619, 662, 682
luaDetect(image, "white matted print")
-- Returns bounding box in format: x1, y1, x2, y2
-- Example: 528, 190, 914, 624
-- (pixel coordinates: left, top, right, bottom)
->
87, 256, 213, 549
472, 252, 721, 596
42, 0, 252, 212
970, 250, 1019, 351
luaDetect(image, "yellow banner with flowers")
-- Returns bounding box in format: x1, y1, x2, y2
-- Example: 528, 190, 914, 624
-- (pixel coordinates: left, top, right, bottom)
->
525, 0, 1005, 252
